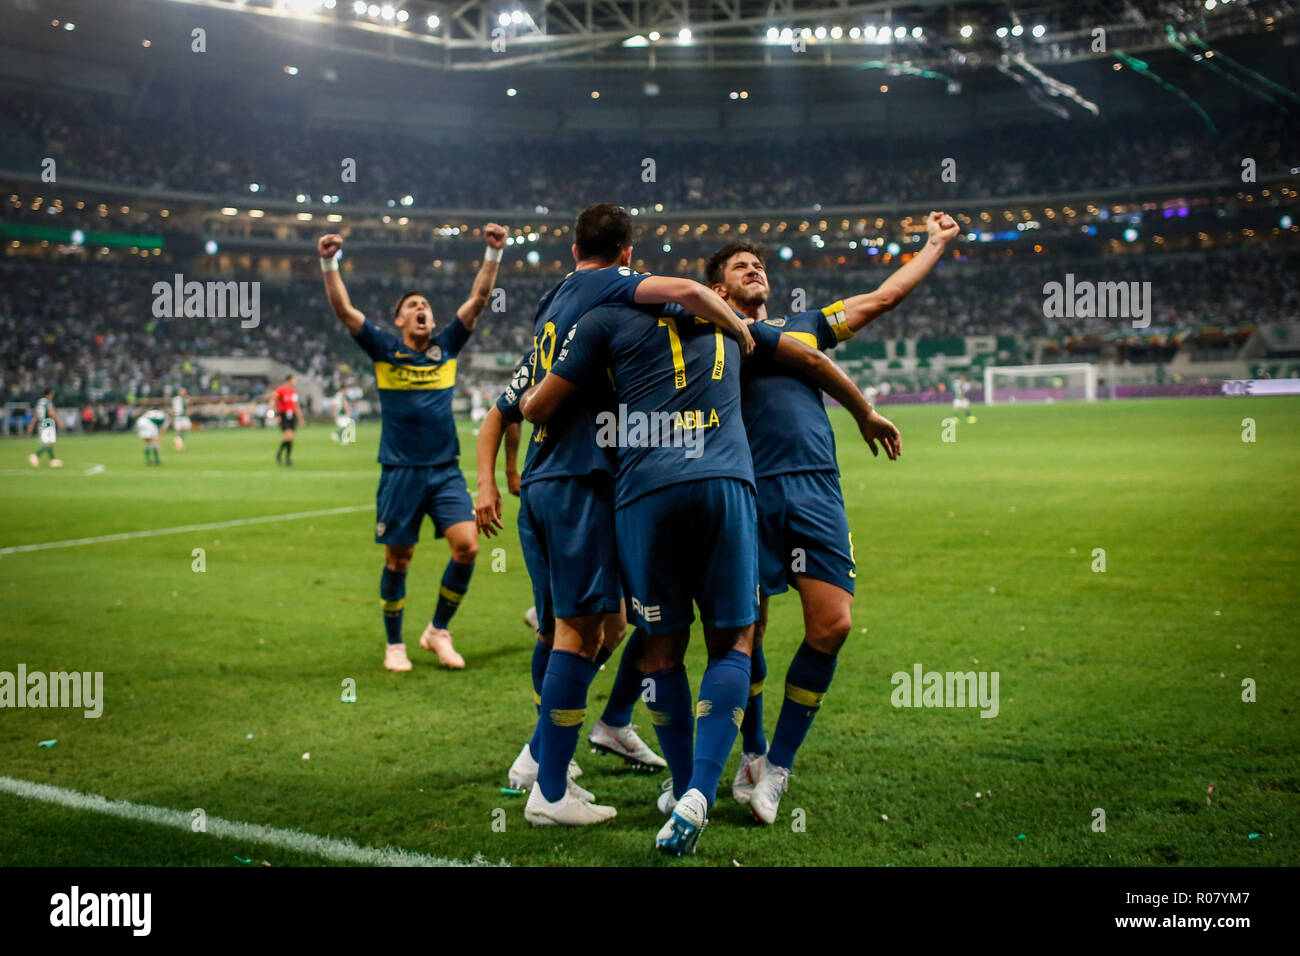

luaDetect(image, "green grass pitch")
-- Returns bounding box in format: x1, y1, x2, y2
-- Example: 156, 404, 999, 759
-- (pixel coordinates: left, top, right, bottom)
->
1, 398, 1297, 867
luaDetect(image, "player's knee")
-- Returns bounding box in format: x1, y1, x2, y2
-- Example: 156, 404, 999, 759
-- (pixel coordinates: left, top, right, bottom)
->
451, 539, 479, 564
385, 547, 414, 573
808, 610, 852, 654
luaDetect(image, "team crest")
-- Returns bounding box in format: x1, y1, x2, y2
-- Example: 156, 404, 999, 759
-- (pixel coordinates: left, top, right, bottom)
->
376, 522, 386, 536
764, 317, 787, 328
425, 346, 442, 362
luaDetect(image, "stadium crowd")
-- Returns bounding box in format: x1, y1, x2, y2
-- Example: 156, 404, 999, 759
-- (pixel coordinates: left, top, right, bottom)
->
2, 88, 1293, 210
3, 245, 1297, 408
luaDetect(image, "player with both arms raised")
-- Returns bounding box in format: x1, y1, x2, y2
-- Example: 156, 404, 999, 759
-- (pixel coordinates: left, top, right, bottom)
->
318, 225, 506, 673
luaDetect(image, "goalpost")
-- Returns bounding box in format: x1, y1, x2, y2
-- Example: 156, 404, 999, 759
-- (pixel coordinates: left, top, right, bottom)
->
983, 364, 1098, 405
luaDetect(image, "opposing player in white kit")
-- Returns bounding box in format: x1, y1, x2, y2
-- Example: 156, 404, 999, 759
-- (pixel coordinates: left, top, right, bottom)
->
27, 388, 63, 468
171, 388, 192, 451
136, 408, 169, 466
330, 386, 356, 444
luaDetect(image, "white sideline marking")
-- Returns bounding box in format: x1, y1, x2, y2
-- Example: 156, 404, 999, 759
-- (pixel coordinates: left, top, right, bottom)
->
0, 505, 370, 555
0, 776, 500, 867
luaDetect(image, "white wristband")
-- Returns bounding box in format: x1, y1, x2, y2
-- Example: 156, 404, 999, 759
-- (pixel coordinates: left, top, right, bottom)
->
320, 256, 339, 273
484, 246, 503, 263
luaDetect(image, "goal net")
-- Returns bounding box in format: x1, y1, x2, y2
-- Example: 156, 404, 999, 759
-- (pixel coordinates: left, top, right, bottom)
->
983, 364, 1098, 405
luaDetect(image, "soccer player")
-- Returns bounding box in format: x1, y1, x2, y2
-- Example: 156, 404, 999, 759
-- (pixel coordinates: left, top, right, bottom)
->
522, 294, 893, 854
27, 388, 62, 468
318, 226, 506, 672
952, 375, 977, 423
273, 374, 304, 466
171, 388, 192, 451
703, 210, 959, 825
135, 407, 169, 465
330, 385, 355, 444
493, 203, 754, 827
477, 356, 666, 790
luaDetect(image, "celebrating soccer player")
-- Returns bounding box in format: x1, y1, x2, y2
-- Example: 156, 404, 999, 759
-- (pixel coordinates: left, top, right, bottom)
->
704, 210, 959, 825
492, 203, 753, 827
318, 225, 506, 672
522, 286, 892, 854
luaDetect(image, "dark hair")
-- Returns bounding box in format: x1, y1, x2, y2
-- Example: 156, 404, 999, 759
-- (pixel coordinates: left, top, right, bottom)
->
706, 242, 766, 287
574, 203, 633, 264
393, 291, 427, 318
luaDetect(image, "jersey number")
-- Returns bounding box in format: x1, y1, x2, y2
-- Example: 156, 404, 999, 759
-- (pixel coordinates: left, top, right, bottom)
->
657, 317, 724, 390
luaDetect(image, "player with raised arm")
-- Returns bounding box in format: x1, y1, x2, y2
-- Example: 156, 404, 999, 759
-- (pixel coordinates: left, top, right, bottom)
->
495, 203, 753, 827
273, 374, 304, 466
704, 210, 959, 825
318, 225, 506, 672
522, 293, 890, 854
27, 388, 62, 468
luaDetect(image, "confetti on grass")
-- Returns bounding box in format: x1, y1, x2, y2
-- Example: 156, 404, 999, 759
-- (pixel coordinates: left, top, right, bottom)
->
37, 739, 57, 748
1015, 834, 1026, 840
499, 787, 526, 797
234, 856, 251, 864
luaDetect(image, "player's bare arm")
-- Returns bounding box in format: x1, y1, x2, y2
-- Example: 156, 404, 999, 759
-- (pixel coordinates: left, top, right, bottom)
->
456, 223, 508, 330
475, 405, 509, 536
634, 276, 756, 358
840, 211, 960, 334
518, 374, 579, 425
771, 335, 901, 459
317, 234, 365, 334
504, 421, 521, 496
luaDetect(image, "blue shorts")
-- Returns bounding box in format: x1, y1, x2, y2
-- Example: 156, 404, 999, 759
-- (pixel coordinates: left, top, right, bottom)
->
374, 463, 474, 546
616, 476, 759, 634
755, 470, 856, 597
518, 474, 622, 632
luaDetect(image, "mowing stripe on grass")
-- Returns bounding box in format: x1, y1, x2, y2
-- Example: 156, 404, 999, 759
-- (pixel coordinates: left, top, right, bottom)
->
0, 505, 371, 555
0, 776, 502, 867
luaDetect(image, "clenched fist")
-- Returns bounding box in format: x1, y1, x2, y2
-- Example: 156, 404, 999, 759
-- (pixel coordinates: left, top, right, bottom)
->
926, 211, 960, 244
483, 223, 508, 249
318, 234, 343, 258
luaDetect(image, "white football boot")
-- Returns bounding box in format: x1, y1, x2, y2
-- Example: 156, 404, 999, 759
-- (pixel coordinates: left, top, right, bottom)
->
749, 757, 791, 826
525, 782, 616, 827
588, 719, 668, 772
731, 751, 764, 805
656, 777, 678, 814
383, 642, 412, 672
419, 623, 465, 669
507, 743, 584, 792
655, 787, 708, 856
523, 606, 539, 630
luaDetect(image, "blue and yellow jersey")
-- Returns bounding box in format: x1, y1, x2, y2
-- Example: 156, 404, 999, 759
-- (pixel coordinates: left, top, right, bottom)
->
516, 265, 650, 485
496, 349, 533, 428
550, 302, 782, 509
740, 302, 853, 479
351, 317, 470, 467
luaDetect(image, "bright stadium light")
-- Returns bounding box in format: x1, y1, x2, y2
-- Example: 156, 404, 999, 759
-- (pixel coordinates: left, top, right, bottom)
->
397, 9, 409, 22
367, 5, 379, 17
678, 27, 692, 42
648, 31, 660, 41
64, 21, 75, 31
996, 26, 1009, 38
779, 245, 793, 260
427, 14, 440, 29
1283, 215, 1294, 229
498, 12, 510, 26
766, 27, 778, 42
71, 229, 85, 245
296, 193, 308, 203
961, 24, 973, 38
526, 250, 540, 264
511, 11, 524, 24
886, 241, 900, 255
849, 26, 861, 39
912, 26, 923, 39
815, 26, 827, 39
204, 240, 219, 255
1011, 24, 1024, 36
623, 35, 649, 47
506, 87, 517, 96
401, 194, 414, 206
831, 26, 842, 39
1124, 227, 1139, 242
380, 5, 395, 21
353, 1, 366, 13
1032, 24, 1046, 38
894, 26, 905, 39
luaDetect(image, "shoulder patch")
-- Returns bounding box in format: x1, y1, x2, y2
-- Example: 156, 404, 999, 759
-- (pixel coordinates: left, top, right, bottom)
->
762, 317, 787, 328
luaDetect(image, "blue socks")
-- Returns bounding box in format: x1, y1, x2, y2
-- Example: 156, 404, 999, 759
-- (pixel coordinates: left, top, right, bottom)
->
527, 639, 549, 759
536, 649, 597, 802
431, 559, 474, 630
688, 649, 751, 807
600, 628, 644, 728
740, 642, 768, 755
768, 642, 838, 770
643, 665, 694, 799
380, 567, 406, 645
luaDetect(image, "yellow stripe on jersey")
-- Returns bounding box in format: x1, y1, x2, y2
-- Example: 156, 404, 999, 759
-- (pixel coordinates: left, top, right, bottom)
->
373, 358, 457, 390
438, 586, 464, 604
783, 331, 820, 350
821, 300, 853, 342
